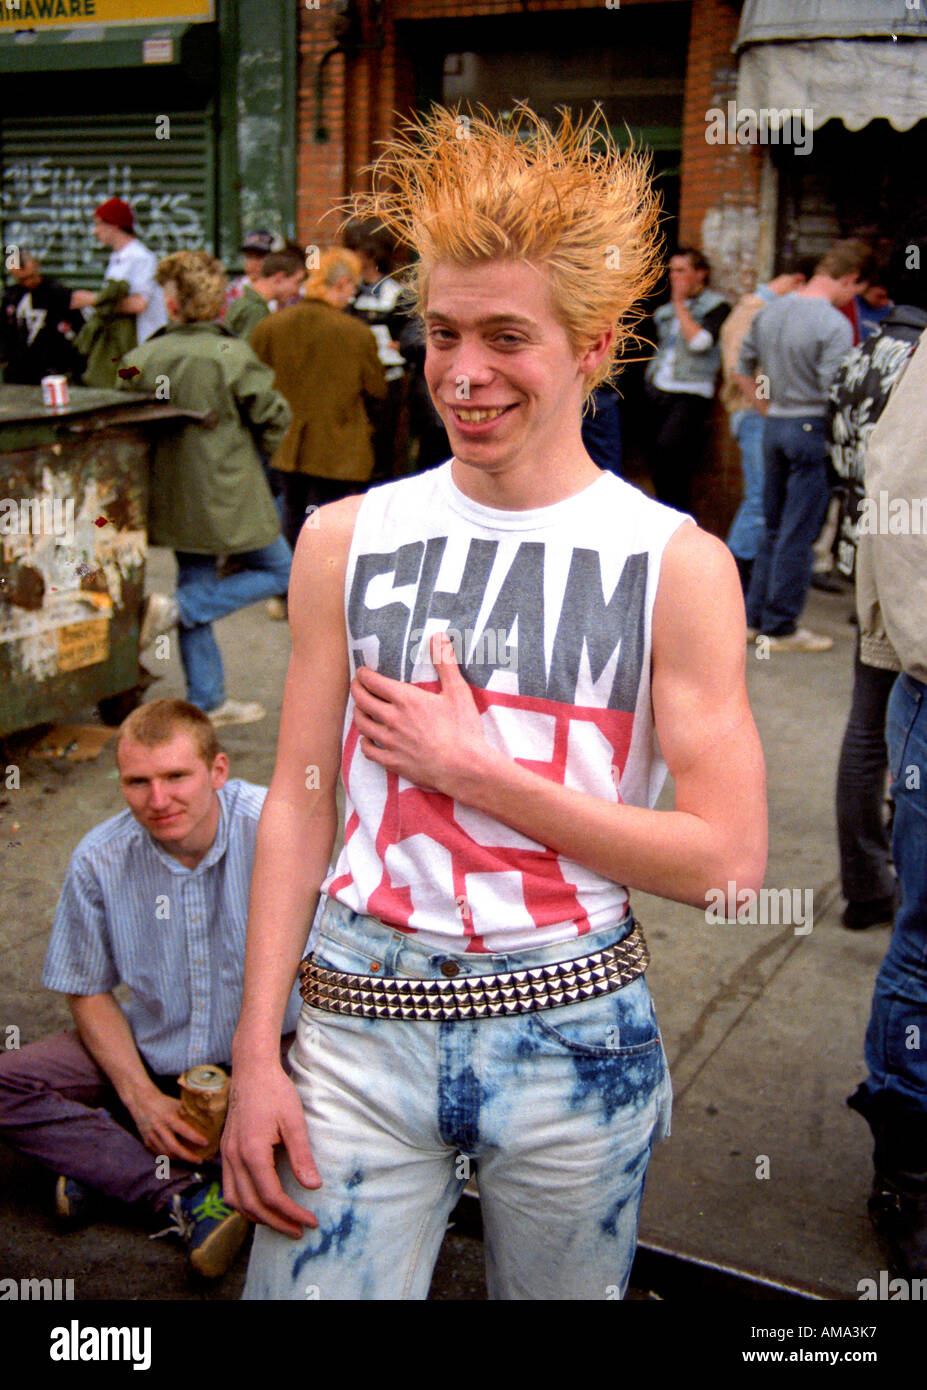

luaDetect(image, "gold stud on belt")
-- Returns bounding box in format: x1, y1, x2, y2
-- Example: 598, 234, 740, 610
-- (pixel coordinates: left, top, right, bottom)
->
298, 922, 649, 1022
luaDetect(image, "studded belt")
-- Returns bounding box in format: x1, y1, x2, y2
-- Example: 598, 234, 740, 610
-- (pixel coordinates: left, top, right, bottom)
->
298, 921, 648, 1022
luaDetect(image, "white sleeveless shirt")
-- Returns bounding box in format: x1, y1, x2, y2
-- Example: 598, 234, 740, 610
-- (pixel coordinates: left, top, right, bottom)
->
324, 462, 689, 952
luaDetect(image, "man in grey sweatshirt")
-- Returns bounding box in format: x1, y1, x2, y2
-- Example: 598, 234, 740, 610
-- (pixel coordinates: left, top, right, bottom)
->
735, 239, 873, 651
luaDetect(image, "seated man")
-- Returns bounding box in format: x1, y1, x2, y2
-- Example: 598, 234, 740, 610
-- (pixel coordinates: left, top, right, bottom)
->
0, 699, 304, 1279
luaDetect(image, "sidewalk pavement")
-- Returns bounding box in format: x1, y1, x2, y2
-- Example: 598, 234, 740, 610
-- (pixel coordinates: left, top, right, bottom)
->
639, 584, 886, 1298
0, 548, 888, 1298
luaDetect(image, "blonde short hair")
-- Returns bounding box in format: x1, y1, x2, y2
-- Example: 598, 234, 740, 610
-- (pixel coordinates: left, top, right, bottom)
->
345, 103, 662, 396
304, 247, 362, 301
156, 250, 227, 322
115, 698, 222, 767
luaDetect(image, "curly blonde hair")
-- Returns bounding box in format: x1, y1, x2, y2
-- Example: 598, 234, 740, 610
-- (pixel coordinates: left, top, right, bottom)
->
344, 103, 662, 395
156, 250, 227, 323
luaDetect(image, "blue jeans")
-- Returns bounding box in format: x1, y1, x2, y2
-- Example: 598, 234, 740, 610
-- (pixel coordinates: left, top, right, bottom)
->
244, 897, 672, 1300
863, 675, 927, 1109
726, 410, 766, 562
745, 415, 831, 635
174, 536, 292, 710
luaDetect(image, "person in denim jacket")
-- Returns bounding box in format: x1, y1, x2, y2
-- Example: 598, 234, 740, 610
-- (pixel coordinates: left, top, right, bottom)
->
644, 247, 730, 514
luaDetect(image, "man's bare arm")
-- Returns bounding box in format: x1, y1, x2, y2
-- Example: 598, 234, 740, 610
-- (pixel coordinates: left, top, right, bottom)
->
351, 526, 767, 906
68, 992, 209, 1161
221, 495, 361, 1236
68, 291, 147, 315
116, 293, 148, 317
733, 370, 769, 415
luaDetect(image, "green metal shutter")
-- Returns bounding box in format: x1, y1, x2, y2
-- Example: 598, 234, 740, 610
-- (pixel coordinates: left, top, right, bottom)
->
1, 110, 215, 286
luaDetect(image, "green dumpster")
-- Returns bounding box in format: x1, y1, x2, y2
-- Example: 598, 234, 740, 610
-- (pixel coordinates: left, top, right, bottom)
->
0, 385, 188, 735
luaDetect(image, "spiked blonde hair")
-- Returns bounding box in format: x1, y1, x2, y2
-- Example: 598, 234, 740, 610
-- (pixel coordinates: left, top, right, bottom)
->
345, 103, 662, 397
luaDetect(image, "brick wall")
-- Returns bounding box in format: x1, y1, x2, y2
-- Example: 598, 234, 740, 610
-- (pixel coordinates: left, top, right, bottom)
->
297, 0, 689, 242
678, 0, 764, 534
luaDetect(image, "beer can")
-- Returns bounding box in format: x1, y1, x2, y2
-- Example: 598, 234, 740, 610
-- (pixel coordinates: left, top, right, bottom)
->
177, 1064, 230, 1159
41, 375, 69, 409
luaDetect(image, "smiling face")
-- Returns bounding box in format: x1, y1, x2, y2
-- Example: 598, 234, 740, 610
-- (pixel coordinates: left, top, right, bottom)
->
117, 732, 228, 865
423, 259, 610, 504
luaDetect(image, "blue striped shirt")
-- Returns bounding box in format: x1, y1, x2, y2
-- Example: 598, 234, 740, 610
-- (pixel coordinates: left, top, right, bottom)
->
42, 779, 304, 1075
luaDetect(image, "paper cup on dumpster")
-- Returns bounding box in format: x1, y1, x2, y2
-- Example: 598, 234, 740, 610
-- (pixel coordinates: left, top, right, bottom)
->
177, 1064, 230, 1159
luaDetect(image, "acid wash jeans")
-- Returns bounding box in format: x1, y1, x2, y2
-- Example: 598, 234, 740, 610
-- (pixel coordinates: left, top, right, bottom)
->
244, 897, 672, 1301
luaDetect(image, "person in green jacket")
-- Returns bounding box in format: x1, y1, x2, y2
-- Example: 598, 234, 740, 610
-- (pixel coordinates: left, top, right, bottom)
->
223, 249, 306, 343
117, 250, 292, 727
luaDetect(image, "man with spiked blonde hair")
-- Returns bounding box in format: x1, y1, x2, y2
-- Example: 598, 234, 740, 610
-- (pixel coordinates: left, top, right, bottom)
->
223, 105, 767, 1300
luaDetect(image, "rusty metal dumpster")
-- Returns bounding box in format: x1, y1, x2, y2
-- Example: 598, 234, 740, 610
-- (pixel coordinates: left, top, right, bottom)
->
0, 385, 186, 736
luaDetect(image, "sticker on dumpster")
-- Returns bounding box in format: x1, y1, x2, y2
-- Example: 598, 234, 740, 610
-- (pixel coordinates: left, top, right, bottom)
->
57, 618, 109, 672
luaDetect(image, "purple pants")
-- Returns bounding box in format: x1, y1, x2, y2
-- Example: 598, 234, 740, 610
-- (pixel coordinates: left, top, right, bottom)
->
0, 1030, 291, 1214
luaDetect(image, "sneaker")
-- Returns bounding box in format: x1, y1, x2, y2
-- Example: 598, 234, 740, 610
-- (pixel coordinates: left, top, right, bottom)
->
207, 698, 266, 727
55, 1175, 94, 1227
139, 593, 179, 651
842, 895, 896, 931
151, 1179, 249, 1278
764, 628, 833, 653
266, 596, 288, 621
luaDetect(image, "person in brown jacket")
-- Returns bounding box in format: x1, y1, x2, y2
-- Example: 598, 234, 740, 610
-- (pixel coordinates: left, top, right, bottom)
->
250, 248, 387, 564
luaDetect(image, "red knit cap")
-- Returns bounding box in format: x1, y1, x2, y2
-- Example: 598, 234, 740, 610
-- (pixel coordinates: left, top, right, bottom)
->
94, 197, 134, 232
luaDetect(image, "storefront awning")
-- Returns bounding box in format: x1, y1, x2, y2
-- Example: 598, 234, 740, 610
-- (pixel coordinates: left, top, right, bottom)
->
734, 0, 927, 133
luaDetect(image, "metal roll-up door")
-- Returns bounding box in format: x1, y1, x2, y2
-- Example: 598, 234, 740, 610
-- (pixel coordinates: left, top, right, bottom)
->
1, 110, 215, 285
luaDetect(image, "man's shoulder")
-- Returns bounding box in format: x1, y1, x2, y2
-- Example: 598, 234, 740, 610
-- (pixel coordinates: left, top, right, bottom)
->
250, 299, 308, 342
232, 285, 268, 315
67, 806, 144, 869
125, 238, 156, 268
111, 238, 154, 271
751, 293, 787, 329
654, 521, 741, 640
730, 291, 765, 320
220, 778, 268, 827
172, 323, 254, 366
782, 294, 846, 328
328, 304, 379, 349
124, 323, 217, 366
291, 473, 442, 586
695, 289, 729, 315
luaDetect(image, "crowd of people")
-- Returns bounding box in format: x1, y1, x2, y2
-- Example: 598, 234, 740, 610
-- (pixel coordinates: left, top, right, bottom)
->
0, 108, 924, 1295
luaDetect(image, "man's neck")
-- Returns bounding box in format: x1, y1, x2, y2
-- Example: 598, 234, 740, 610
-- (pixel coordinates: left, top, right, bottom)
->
797, 276, 840, 304
450, 449, 602, 512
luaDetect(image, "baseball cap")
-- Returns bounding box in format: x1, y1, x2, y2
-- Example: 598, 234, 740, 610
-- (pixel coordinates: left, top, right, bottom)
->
240, 230, 285, 255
